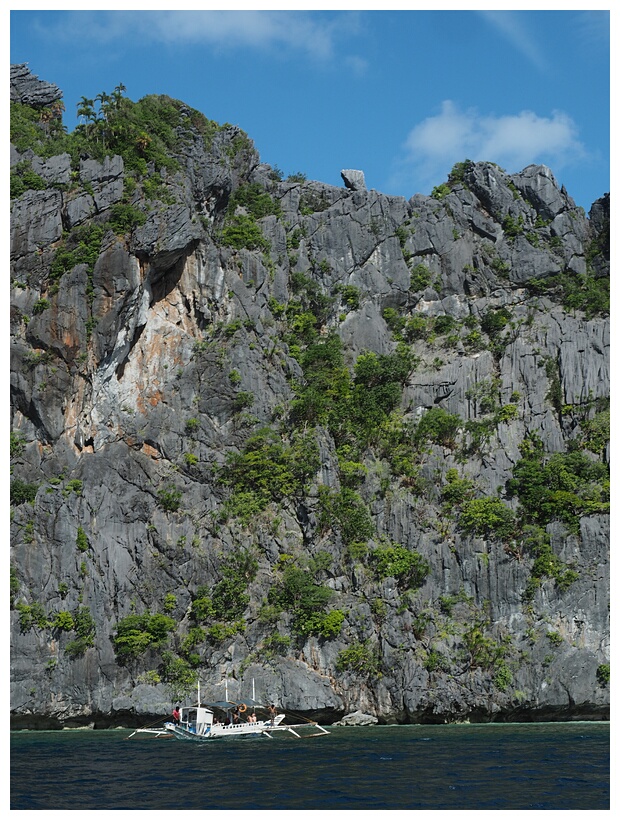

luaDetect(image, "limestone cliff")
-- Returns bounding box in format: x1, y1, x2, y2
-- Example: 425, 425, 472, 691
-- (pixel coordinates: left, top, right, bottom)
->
10, 65, 610, 728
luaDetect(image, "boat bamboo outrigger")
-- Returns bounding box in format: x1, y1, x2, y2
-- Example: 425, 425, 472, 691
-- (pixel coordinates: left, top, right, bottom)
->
127, 680, 330, 742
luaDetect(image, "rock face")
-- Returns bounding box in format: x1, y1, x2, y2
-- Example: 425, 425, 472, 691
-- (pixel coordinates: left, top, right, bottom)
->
341, 168, 367, 191
335, 710, 378, 726
10, 67, 610, 729
11, 63, 62, 107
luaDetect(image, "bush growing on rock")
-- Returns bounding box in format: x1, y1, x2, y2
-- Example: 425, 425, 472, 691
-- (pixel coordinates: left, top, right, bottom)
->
65, 607, 96, 658
506, 437, 609, 534
335, 640, 382, 678
409, 263, 433, 291
219, 428, 320, 522
414, 407, 462, 449
10, 479, 38, 506
480, 307, 512, 338
51, 611, 75, 632
10, 161, 47, 198
75, 527, 89, 552
317, 486, 374, 547
157, 484, 182, 512
266, 564, 342, 639
459, 497, 516, 540
596, 664, 610, 685
160, 651, 198, 701
15, 601, 48, 632
113, 612, 176, 660
371, 543, 430, 590
227, 182, 281, 220
220, 214, 270, 252
441, 469, 475, 509
462, 617, 511, 670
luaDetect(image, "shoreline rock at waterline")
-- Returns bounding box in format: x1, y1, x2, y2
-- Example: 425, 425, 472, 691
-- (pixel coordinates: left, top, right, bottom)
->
334, 711, 379, 726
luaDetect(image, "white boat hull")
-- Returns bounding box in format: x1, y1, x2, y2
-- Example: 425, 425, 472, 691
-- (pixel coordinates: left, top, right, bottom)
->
164, 715, 286, 742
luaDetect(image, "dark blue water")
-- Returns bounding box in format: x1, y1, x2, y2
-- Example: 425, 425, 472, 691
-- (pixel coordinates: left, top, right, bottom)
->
11, 722, 609, 810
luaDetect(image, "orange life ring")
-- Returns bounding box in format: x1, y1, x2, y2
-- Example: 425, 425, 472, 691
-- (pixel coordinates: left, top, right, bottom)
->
238, 703, 247, 713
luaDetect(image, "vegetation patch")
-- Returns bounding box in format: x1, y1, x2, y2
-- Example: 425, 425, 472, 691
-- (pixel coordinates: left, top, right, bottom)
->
371, 542, 430, 591
219, 428, 319, 524
113, 612, 176, 661
267, 564, 343, 640
335, 640, 382, 678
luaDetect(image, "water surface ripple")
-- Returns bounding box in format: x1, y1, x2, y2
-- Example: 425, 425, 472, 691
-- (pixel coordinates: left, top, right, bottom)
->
11, 722, 609, 810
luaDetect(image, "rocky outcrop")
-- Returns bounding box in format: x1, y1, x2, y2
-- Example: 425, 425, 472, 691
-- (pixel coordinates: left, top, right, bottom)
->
335, 710, 378, 726
11, 63, 62, 107
341, 169, 367, 191
10, 67, 610, 729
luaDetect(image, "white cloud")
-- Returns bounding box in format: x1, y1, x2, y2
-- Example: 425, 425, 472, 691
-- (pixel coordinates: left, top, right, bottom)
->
46, 10, 343, 60
478, 11, 548, 73
149, 11, 336, 58
572, 10, 610, 49
395, 100, 586, 192
344, 55, 369, 77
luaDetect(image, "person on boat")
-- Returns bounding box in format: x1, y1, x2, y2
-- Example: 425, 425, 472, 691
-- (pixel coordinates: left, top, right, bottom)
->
268, 704, 276, 726
172, 706, 180, 724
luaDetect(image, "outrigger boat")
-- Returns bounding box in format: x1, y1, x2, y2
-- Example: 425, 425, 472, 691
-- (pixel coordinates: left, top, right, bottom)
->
128, 682, 330, 742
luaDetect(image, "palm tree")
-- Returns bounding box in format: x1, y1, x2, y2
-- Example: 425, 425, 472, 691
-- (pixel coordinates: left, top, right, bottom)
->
38, 106, 53, 136
135, 132, 151, 154
77, 96, 95, 124
95, 91, 111, 120
111, 83, 126, 110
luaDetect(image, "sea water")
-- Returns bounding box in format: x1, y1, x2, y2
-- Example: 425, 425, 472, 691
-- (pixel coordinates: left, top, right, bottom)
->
10, 721, 609, 810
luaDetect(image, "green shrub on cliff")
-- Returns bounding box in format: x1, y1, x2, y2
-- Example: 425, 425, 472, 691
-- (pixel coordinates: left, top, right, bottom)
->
267, 563, 342, 639
10, 479, 39, 506
372, 543, 430, 590
506, 436, 609, 534
10, 161, 48, 198
51, 611, 75, 632
113, 612, 176, 660
414, 407, 462, 449
526, 271, 609, 319
335, 640, 382, 678
459, 497, 516, 540
219, 428, 319, 522
160, 651, 199, 701
75, 527, 89, 553
15, 601, 48, 631
65, 607, 96, 657
227, 182, 281, 219
596, 663, 610, 685
317, 486, 375, 547
49, 223, 105, 284
220, 213, 270, 251
462, 617, 511, 670
157, 484, 182, 512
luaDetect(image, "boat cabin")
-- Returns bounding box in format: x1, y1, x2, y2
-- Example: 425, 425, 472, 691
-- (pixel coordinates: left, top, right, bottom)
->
179, 705, 213, 735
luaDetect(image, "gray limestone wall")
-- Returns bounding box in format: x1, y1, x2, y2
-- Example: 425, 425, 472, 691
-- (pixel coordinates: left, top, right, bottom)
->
10, 67, 609, 728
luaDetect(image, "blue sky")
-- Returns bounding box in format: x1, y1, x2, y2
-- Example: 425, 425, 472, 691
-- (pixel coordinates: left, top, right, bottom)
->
9, 6, 611, 211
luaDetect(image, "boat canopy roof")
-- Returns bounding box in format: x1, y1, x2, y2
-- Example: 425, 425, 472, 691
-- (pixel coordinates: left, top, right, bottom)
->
202, 698, 264, 710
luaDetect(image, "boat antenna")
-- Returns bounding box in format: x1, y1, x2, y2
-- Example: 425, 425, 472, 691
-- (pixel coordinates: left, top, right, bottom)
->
225, 678, 228, 703
198, 679, 201, 707
252, 678, 256, 703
